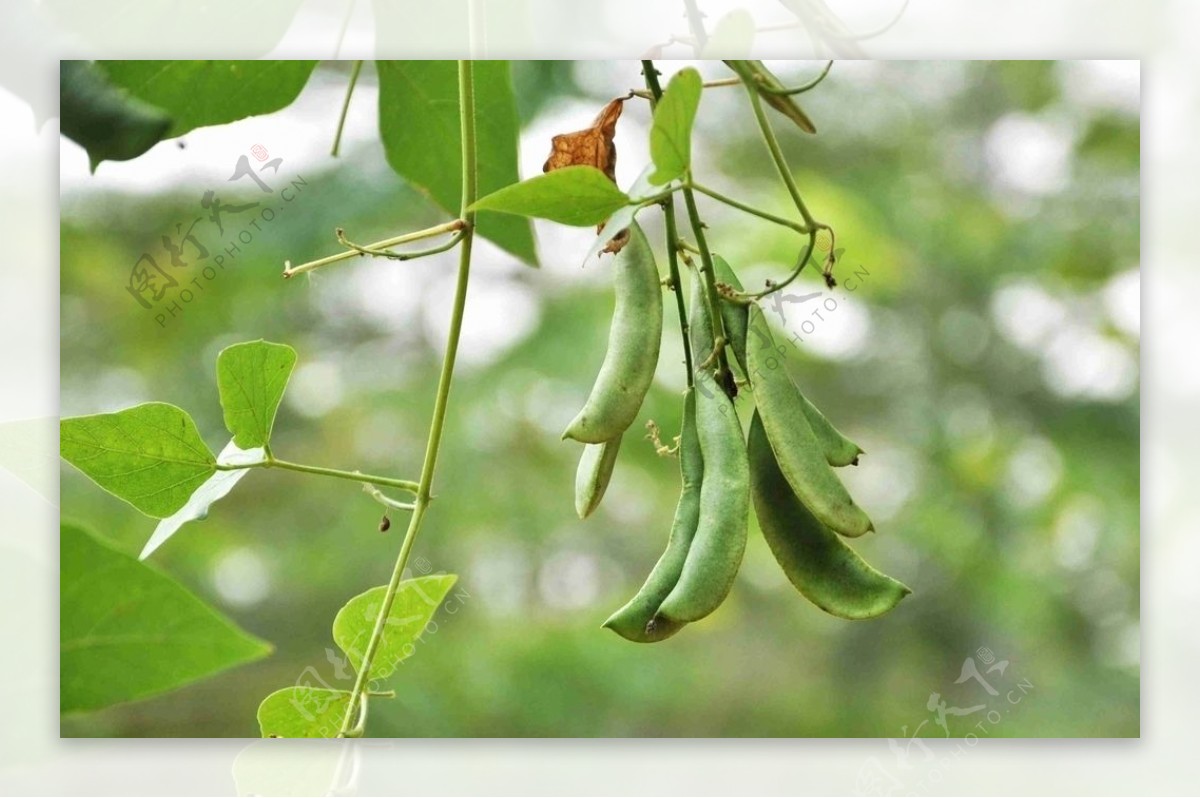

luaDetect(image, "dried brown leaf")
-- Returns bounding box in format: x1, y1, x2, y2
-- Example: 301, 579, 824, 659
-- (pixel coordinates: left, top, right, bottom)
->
543, 97, 630, 254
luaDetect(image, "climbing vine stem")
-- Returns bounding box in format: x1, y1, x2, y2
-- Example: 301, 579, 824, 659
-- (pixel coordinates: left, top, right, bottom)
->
336, 59, 479, 737
642, 60, 734, 396
639, 61, 694, 386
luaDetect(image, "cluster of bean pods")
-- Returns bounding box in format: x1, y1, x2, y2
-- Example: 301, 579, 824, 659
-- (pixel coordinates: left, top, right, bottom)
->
566, 222, 911, 642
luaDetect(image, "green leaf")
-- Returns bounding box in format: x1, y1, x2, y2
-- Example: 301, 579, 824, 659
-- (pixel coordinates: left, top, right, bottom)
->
216, 340, 297, 449
472, 166, 631, 227
649, 67, 703, 185
98, 60, 318, 139
377, 60, 536, 265
582, 163, 680, 264
61, 522, 271, 713
333, 575, 458, 681
257, 687, 352, 738
60, 60, 172, 171
60, 402, 217, 519
139, 440, 264, 560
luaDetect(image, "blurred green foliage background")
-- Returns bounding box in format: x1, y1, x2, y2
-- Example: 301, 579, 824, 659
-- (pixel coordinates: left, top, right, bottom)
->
59, 60, 1139, 737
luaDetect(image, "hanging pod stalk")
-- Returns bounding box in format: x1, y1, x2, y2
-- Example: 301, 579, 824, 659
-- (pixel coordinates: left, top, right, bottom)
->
655, 370, 749, 624
603, 390, 702, 642
749, 412, 910, 619
746, 306, 872, 536
563, 223, 663, 444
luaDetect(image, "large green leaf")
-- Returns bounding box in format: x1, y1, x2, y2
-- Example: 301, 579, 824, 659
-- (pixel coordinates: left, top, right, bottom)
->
60, 403, 217, 519
648, 67, 703, 185
332, 575, 458, 681
257, 687, 352, 738
60, 522, 271, 714
376, 60, 536, 265
98, 60, 318, 138
60, 60, 172, 171
216, 340, 296, 449
472, 166, 631, 227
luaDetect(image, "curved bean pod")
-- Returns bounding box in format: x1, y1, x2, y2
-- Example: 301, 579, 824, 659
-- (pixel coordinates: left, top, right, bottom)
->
603, 391, 702, 642
796, 390, 863, 467
563, 223, 663, 444
746, 306, 872, 536
749, 412, 910, 619
715, 258, 861, 466
712, 255, 749, 374
575, 434, 623, 520
656, 370, 749, 623
689, 264, 715, 367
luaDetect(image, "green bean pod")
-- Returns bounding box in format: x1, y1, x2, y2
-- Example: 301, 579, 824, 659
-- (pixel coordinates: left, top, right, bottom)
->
712, 255, 749, 374
746, 306, 872, 537
689, 264, 716, 364
656, 370, 749, 623
710, 258, 860, 467
796, 390, 863, 467
603, 391, 702, 642
574, 434, 623, 520
563, 223, 663, 444
749, 412, 910, 619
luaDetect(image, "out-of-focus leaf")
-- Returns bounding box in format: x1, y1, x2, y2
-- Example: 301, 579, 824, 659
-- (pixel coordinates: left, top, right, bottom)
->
333, 575, 458, 681
60, 60, 172, 171
472, 166, 631, 227
60, 403, 216, 519
725, 60, 817, 134
99, 60, 318, 138
648, 67, 702, 185
61, 522, 271, 713
256, 687, 351, 738
377, 60, 536, 265
139, 440, 265, 560
216, 340, 296, 449
699, 10, 756, 57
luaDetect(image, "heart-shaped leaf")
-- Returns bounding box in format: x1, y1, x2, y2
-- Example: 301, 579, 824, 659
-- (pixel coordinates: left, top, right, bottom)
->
332, 575, 458, 682
217, 340, 296, 449
60, 402, 216, 518
256, 687, 352, 738
648, 67, 703, 185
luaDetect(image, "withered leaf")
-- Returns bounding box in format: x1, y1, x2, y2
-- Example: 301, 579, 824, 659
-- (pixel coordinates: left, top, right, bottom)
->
543, 97, 630, 254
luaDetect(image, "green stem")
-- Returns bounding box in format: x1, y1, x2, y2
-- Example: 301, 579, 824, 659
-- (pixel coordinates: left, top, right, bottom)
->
758, 60, 834, 96
283, 220, 465, 278
744, 84, 819, 230
641, 60, 694, 386
218, 458, 420, 494
336, 59, 479, 738
330, 60, 363, 157
337, 227, 465, 261
362, 483, 416, 512
689, 181, 810, 234
680, 181, 734, 393
740, 229, 818, 300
